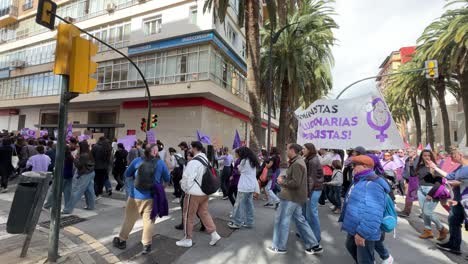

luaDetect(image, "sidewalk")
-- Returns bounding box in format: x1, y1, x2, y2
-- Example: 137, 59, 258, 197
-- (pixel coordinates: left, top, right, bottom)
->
395, 195, 468, 263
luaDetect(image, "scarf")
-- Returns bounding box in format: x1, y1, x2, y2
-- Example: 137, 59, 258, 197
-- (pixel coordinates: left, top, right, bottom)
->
353, 169, 374, 183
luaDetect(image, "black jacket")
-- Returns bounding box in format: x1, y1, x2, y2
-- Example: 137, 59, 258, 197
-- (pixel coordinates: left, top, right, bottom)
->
92, 141, 111, 170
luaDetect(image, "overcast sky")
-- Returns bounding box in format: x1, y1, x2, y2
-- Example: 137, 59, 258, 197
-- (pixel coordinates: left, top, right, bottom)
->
329, 0, 447, 98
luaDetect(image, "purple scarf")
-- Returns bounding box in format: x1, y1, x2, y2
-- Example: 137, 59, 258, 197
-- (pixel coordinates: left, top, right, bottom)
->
353, 169, 374, 182
150, 183, 168, 220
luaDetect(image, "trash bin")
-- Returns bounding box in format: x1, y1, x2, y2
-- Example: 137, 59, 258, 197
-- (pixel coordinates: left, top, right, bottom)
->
6, 172, 52, 234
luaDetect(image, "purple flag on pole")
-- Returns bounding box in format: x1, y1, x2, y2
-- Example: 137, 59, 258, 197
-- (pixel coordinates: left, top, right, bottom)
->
66, 123, 73, 141
196, 130, 211, 145
147, 130, 157, 144
233, 130, 241, 149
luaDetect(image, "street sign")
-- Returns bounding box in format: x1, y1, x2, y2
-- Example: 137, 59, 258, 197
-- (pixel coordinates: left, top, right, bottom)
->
425, 60, 439, 79
36, 0, 57, 30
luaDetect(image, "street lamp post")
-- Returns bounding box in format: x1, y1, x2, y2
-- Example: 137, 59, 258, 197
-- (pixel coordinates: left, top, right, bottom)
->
267, 22, 300, 156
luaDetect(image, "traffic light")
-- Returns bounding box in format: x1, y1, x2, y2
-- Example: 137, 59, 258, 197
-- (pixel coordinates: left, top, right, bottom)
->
69, 36, 98, 93
140, 118, 147, 132
53, 23, 80, 75
151, 114, 158, 128
36, 0, 57, 30
425, 60, 439, 79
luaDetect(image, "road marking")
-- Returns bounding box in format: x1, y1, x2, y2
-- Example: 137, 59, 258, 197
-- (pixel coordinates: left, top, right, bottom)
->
65, 226, 122, 264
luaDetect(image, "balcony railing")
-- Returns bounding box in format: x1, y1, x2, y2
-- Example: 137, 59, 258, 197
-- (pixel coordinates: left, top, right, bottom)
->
0, 3, 18, 27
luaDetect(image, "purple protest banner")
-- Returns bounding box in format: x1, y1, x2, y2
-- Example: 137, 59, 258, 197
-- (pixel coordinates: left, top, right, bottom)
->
196, 130, 211, 145
146, 130, 156, 144
40, 130, 48, 138
118, 135, 136, 152
78, 134, 90, 142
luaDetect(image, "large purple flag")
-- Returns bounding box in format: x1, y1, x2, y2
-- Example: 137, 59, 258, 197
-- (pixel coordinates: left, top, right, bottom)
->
196, 130, 211, 145
233, 130, 241, 149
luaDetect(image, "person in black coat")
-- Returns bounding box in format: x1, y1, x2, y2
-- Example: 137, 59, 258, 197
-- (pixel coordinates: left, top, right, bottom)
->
113, 143, 128, 191
0, 137, 14, 192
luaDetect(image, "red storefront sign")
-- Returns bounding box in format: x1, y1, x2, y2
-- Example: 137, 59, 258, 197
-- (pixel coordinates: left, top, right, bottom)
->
0, 109, 19, 116
122, 98, 279, 132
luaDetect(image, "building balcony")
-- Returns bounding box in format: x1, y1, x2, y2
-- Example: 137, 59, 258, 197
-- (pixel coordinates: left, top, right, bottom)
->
0, 2, 18, 28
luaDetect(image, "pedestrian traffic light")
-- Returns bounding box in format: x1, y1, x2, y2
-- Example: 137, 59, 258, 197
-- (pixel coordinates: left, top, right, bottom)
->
69, 36, 98, 93
140, 118, 147, 132
425, 60, 439, 79
36, 0, 57, 30
53, 23, 80, 75
151, 114, 158, 128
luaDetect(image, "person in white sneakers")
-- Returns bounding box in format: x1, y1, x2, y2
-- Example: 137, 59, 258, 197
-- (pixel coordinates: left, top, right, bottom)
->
176, 141, 221, 248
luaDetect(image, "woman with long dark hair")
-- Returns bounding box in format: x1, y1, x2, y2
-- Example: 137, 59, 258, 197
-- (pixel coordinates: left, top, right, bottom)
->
228, 146, 259, 229
264, 147, 281, 208
63, 141, 96, 214
44, 145, 75, 210
113, 143, 128, 191
227, 149, 241, 207
413, 149, 448, 240
302, 143, 324, 242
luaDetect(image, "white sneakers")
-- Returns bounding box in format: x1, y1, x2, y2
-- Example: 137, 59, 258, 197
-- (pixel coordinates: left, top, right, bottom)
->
176, 232, 221, 248
210, 231, 221, 246
176, 238, 193, 248
382, 255, 394, 264
172, 198, 180, 204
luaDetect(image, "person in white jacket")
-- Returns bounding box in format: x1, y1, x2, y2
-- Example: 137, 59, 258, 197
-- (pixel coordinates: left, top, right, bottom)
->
228, 147, 260, 229
176, 141, 221, 248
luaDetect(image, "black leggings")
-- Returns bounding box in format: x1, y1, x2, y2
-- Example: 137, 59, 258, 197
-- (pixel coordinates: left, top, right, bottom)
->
94, 169, 108, 196
228, 185, 238, 206
220, 166, 232, 197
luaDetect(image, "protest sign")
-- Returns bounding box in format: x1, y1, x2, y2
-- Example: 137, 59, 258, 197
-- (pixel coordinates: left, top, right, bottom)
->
118, 135, 136, 152
295, 93, 403, 150
146, 130, 156, 144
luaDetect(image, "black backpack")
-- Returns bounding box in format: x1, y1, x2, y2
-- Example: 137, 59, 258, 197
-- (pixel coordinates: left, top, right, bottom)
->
174, 154, 187, 167
135, 158, 158, 191
194, 156, 220, 195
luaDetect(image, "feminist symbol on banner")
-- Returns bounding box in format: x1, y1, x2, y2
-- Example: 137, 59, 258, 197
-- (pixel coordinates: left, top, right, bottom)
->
366, 97, 391, 142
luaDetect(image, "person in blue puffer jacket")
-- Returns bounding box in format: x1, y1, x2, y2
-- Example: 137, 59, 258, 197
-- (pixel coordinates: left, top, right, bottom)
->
340, 155, 390, 264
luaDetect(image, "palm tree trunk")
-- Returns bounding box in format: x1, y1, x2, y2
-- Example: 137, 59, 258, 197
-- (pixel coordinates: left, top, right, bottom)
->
245, 0, 263, 153
277, 0, 287, 27
423, 84, 435, 148
461, 72, 468, 147
277, 77, 289, 162
411, 96, 422, 145
435, 75, 451, 152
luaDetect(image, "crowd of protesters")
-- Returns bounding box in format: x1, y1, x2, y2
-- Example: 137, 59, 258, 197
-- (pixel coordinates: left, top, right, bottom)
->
1, 129, 468, 262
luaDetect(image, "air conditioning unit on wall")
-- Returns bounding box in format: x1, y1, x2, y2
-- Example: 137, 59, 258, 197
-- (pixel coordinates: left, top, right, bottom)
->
10, 60, 26, 68
106, 3, 116, 12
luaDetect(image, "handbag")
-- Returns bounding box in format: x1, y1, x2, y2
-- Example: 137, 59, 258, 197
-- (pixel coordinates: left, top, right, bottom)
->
259, 167, 268, 183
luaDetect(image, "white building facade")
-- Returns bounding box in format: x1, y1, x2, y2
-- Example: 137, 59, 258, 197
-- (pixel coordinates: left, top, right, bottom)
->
0, 0, 277, 148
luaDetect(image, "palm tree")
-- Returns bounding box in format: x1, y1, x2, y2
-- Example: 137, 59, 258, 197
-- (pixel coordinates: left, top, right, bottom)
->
420, 0, 468, 146
260, 0, 336, 160
203, 0, 278, 153
385, 61, 428, 146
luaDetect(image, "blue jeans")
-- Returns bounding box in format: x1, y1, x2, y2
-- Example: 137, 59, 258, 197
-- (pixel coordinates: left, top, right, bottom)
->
446, 203, 464, 251
375, 233, 390, 260
232, 192, 255, 226
43, 178, 73, 210
418, 186, 443, 230
346, 234, 375, 264
272, 199, 319, 251
266, 180, 280, 204
303, 190, 322, 242
63, 172, 96, 214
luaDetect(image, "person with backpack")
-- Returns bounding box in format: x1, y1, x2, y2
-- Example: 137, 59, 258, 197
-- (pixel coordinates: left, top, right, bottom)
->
228, 147, 259, 229
113, 144, 170, 255
318, 149, 334, 205
176, 141, 221, 248
264, 147, 281, 208
324, 160, 343, 214
169, 147, 186, 203
340, 155, 391, 264
413, 149, 448, 240
430, 148, 467, 256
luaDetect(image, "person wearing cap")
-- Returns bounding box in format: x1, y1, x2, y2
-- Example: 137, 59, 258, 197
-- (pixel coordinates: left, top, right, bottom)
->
340, 155, 390, 263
